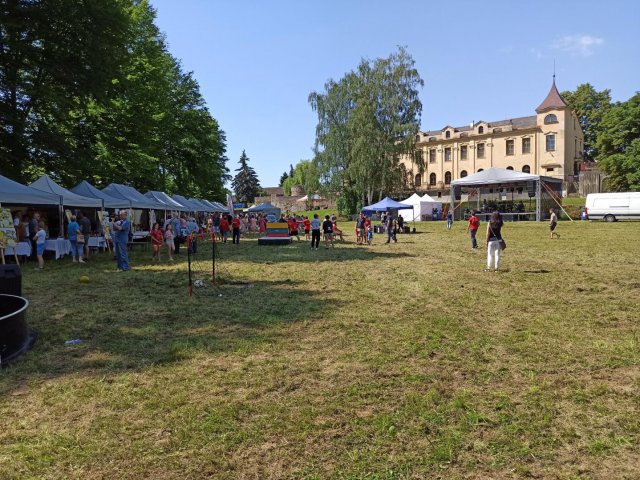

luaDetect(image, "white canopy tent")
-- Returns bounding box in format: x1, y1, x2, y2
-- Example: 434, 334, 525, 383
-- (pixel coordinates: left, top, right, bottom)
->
450, 168, 563, 221
399, 193, 443, 221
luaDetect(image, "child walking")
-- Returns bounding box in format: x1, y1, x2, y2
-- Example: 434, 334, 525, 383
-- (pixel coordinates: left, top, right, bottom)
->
33, 221, 46, 270
164, 223, 175, 261
151, 222, 163, 261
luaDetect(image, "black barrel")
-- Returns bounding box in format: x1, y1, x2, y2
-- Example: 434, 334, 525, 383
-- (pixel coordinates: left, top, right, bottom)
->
0, 294, 34, 366
0, 264, 22, 296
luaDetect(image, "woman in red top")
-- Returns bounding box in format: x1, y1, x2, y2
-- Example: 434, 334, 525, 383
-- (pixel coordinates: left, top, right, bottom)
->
151, 222, 164, 261
288, 216, 300, 241
219, 216, 230, 243
259, 214, 266, 234
231, 215, 241, 244
302, 216, 311, 241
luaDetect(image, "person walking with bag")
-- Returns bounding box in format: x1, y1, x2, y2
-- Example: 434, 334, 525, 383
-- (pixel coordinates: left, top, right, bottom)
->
67, 215, 84, 263
485, 211, 505, 272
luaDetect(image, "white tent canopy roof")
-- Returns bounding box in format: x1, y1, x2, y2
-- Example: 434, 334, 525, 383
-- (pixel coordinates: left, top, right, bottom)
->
30, 175, 103, 208
0, 174, 61, 205
451, 167, 557, 187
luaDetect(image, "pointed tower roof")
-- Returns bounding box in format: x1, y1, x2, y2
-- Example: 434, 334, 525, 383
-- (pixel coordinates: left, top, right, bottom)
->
536, 79, 568, 113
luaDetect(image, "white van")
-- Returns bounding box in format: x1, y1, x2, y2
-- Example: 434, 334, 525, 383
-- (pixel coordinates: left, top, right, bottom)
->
585, 192, 640, 221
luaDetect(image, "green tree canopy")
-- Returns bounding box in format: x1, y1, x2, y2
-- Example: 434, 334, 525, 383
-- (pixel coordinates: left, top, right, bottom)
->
309, 47, 423, 206
562, 83, 612, 162
596, 93, 640, 191
0, 0, 228, 200
231, 150, 261, 204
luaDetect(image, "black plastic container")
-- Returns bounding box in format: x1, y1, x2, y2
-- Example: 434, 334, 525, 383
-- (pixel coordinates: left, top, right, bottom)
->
0, 264, 22, 296
0, 294, 34, 366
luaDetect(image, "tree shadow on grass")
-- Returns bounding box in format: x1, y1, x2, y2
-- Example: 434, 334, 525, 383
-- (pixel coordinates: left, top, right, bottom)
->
218, 241, 417, 264
0, 264, 339, 389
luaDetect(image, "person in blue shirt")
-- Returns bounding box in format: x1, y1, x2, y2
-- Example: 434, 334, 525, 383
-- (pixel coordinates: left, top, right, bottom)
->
186, 217, 199, 254
446, 210, 453, 230
67, 215, 84, 263
111, 210, 130, 271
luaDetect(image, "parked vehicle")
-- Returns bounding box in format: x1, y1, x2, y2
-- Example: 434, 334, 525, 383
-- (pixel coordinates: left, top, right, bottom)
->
585, 192, 640, 221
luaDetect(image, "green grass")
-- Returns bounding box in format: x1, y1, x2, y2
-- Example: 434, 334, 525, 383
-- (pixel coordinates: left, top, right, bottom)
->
1, 221, 639, 479
293, 208, 347, 221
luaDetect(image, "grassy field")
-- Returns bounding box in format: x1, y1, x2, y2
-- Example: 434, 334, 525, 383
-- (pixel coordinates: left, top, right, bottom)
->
1, 220, 639, 479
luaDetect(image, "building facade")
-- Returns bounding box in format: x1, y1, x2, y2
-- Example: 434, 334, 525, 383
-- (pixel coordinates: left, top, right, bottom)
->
401, 81, 584, 198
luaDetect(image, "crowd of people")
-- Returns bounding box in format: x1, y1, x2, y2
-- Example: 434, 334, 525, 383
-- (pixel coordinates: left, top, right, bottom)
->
8, 204, 562, 273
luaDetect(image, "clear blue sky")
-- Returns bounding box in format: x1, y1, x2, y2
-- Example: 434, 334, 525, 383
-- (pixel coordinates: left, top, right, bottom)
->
150, 0, 640, 187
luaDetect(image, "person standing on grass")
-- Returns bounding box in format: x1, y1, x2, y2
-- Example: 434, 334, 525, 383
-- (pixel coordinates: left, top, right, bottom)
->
259, 214, 267, 235
288, 216, 300, 241
467, 210, 480, 250
446, 209, 453, 230
164, 223, 175, 261
549, 208, 560, 239
303, 216, 311, 241
355, 212, 365, 244
232, 215, 241, 244
111, 210, 130, 271
33, 221, 46, 270
67, 215, 84, 263
385, 214, 397, 244
77, 211, 92, 261
310, 213, 321, 250
322, 214, 334, 248
220, 214, 230, 243
29, 211, 40, 261
485, 211, 504, 272
151, 222, 163, 262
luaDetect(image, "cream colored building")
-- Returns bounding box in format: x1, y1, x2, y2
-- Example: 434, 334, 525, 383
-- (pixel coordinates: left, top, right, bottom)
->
402, 81, 584, 197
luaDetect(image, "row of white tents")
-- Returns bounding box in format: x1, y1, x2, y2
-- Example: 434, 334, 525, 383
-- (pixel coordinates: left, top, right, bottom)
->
398, 193, 443, 221
0, 173, 228, 213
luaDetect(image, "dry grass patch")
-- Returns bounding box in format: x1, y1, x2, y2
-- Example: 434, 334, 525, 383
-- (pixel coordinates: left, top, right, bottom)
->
1, 220, 639, 479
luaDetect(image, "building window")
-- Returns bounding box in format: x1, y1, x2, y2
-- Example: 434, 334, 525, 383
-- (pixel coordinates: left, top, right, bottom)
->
444, 171, 452, 185
444, 148, 451, 162
415, 135, 420, 142
429, 136, 436, 142
429, 149, 436, 163
544, 114, 558, 124
445, 131, 451, 139
477, 168, 484, 172
506, 139, 514, 156
522, 137, 531, 154
506, 166, 514, 170
460, 145, 468, 160
414, 174, 422, 186
478, 126, 484, 134
522, 165, 531, 173
546, 134, 556, 151
429, 173, 436, 185
546, 167, 555, 172
414, 150, 423, 163
437, 191, 442, 199
477, 143, 485, 158
460, 170, 468, 178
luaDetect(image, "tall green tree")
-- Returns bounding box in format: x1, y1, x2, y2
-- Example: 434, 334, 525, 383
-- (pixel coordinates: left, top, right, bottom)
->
596, 93, 640, 191
0, 0, 130, 183
0, 0, 228, 199
309, 47, 423, 206
562, 83, 612, 162
279, 171, 289, 186
231, 150, 261, 204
